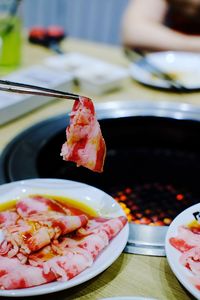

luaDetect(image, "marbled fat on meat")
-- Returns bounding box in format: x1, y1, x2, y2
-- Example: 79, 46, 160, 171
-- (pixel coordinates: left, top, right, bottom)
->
61, 97, 106, 173
0, 214, 88, 258
180, 246, 200, 276
16, 195, 70, 217
0, 256, 55, 289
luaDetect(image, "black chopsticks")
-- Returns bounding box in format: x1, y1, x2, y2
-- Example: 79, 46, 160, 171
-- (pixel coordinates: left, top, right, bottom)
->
0, 79, 80, 100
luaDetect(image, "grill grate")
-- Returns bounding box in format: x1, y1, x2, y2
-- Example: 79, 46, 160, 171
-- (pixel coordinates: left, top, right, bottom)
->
111, 183, 199, 226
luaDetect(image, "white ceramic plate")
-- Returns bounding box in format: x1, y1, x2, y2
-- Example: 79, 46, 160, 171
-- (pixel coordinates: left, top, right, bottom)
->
165, 203, 200, 300
130, 51, 200, 90
0, 178, 129, 297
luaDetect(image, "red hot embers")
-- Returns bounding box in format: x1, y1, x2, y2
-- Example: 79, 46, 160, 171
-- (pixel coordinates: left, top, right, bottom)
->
111, 183, 199, 226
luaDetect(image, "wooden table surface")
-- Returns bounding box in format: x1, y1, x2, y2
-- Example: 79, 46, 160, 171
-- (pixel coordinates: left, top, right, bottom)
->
0, 38, 198, 300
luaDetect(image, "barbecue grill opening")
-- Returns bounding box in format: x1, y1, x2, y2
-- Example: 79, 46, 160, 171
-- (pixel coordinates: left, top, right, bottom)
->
36, 116, 200, 226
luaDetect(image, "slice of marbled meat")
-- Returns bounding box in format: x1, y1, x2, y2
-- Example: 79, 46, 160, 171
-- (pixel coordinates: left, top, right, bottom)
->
61, 97, 106, 173
0, 256, 55, 289
0, 214, 88, 259
16, 195, 70, 217
0, 211, 18, 227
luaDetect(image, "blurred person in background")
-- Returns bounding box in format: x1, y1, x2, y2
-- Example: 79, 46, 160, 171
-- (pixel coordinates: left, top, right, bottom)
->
121, 0, 200, 52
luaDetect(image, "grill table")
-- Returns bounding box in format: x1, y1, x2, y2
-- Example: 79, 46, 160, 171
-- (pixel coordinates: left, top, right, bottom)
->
0, 38, 199, 300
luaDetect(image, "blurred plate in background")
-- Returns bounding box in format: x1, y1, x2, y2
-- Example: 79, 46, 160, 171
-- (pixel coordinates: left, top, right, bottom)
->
130, 51, 200, 90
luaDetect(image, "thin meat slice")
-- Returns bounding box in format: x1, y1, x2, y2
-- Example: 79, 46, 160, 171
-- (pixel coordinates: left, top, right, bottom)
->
0, 211, 18, 227
29, 245, 55, 266
28, 213, 88, 236
43, 249, 93, 281
0, 214, 88, 258
58, 230, 110, 260
25, 214, 88, 252
16, 195, 70, 217
169, 237, 194, 253
169, 225, 200, 252
61, 97, 106, 173
0, 256, 55, 289
42, 216, 127, 280
31, 215, 127, 268
180, 246, 200, 276
77, 216, 127, 239
77, 217, 111, 233
29, 216, 127, 262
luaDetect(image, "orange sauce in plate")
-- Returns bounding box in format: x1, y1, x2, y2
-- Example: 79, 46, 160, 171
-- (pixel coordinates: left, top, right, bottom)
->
0, 194, 98, 218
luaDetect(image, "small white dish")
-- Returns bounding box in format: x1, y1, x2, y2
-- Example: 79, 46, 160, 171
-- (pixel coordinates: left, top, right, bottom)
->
0, 178, 129, 297
165, 203, 200, 300
130, 51, 200, 90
